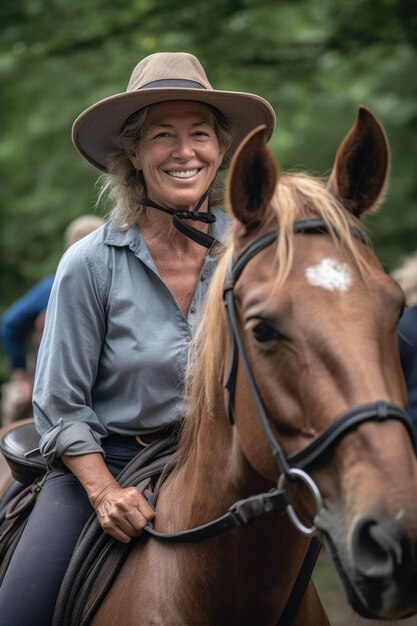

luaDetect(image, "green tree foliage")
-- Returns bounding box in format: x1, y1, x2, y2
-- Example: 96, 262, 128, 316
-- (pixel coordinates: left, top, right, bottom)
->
0, 0, 416, 349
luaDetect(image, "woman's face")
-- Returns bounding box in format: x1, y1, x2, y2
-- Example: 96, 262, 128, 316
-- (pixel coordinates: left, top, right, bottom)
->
130, 101, 228, 212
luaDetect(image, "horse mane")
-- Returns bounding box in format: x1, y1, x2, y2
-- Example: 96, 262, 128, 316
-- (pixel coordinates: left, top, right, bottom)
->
175, 172, 371, 466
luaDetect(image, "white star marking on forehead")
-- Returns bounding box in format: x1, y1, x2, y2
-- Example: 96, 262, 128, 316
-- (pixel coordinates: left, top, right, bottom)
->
305, 258, 352, 293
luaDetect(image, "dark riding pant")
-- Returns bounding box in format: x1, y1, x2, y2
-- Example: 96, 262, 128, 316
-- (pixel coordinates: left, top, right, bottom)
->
0, 438, 144, 626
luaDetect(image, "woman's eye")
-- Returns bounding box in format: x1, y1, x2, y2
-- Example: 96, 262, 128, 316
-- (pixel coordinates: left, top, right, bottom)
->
251, 320, 284, 343
193, 131, 209, 138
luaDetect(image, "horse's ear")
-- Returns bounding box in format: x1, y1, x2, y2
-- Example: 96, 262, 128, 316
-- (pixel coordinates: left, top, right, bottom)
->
327, 106, 390, 218
227, 125, 278, 231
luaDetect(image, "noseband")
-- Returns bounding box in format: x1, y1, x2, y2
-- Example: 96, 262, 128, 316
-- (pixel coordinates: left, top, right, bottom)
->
223, 217, 415, 535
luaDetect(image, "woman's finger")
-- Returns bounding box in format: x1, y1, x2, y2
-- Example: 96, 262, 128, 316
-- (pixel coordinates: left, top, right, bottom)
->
117, 508, 148, 536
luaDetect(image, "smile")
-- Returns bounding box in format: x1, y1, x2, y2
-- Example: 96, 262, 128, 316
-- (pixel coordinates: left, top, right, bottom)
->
166, 169, 200, 179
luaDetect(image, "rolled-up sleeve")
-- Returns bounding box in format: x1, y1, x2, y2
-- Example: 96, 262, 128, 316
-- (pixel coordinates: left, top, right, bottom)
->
33, 241, 108, 461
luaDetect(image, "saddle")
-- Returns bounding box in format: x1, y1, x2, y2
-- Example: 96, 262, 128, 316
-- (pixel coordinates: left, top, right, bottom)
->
0, 420, 177, 626
0, 419, 46, 485
0, 421, 47, 583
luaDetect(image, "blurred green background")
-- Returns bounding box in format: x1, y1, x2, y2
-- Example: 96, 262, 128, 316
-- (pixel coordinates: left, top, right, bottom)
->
1, 0, 417, 381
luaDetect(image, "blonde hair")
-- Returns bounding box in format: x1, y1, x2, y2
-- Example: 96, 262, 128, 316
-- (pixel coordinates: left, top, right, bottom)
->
97, 104, 233, 230
392, 252, 417, 306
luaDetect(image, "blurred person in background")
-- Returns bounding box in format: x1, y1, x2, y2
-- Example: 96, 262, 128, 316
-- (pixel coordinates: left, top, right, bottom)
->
0, 215, 104, 425
392, 252, 417, 438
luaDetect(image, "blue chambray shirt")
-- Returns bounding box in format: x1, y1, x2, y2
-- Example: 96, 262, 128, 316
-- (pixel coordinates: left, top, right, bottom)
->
33, 207, 230, 461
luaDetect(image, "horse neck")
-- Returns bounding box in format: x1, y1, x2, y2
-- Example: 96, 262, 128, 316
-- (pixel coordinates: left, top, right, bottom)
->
162, 385, 246, 523
153, 380, 313, 620
159, 350, 283, 525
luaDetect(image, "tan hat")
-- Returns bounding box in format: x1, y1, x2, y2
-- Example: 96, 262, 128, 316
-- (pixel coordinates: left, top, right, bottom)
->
72, 52, 276, 172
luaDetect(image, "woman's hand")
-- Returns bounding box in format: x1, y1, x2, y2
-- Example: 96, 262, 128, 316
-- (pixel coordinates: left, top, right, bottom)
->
91, 484, 155, 543
62, 452, 155, 543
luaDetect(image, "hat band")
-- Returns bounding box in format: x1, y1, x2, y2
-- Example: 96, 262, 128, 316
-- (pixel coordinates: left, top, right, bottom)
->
139, 79, 207, 90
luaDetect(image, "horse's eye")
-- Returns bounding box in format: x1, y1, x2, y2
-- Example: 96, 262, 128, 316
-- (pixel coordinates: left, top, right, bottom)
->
251, 320, 283, 343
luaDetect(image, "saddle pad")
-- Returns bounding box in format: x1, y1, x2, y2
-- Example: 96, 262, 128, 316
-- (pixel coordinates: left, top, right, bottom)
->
52, 432, 177, 626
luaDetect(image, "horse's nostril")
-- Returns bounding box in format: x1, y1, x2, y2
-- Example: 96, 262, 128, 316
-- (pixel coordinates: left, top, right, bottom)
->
351, 518, 402, 578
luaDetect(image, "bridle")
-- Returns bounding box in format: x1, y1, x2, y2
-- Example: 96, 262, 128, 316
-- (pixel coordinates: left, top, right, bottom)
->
223, 217, 415, 535
143, 216, 414, 624
145, 216, 414, 542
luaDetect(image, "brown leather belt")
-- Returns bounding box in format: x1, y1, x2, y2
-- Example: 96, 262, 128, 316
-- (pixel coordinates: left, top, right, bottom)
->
105, 425, 175, 449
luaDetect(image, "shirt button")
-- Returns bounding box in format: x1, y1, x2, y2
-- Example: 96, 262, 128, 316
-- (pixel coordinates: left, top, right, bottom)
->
190, 306, 196, 314
184, 335, 191, 342
200, 274, 206, 281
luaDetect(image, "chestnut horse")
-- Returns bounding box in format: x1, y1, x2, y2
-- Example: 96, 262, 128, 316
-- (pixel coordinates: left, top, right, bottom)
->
90, 107, 417, 625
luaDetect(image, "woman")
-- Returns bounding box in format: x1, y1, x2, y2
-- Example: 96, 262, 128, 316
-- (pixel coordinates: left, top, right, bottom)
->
0, 51, 275, 623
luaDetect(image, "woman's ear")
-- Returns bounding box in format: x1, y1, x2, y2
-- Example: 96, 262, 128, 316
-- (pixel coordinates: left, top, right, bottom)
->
227, 125, 278, 232
220, 134, 231, 157
129, 150, 141, 171
327, 106, 390, 218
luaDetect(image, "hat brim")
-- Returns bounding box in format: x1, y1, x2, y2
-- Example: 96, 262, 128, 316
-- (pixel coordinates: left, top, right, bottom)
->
72, 88, 276, 172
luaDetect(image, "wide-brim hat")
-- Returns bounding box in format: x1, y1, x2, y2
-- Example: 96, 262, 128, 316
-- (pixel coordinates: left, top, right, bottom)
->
72, 52, 276, 172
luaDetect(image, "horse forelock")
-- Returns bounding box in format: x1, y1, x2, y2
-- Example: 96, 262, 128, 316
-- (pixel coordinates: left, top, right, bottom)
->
270, 173, 371, 291
176, 173, 373, 466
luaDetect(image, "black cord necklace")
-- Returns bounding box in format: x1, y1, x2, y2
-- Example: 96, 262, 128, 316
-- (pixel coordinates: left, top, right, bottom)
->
139, 189, 219, 249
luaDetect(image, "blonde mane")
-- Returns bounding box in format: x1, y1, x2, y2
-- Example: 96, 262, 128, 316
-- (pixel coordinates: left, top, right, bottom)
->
176, 173, 371, 466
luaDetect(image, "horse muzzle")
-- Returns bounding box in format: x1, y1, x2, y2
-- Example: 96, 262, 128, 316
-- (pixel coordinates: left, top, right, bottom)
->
321, 510, 417, 620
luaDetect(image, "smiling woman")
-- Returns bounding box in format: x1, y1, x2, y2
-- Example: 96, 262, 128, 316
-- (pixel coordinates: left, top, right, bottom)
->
0, 51, 276, 624
129, 101, 229, 215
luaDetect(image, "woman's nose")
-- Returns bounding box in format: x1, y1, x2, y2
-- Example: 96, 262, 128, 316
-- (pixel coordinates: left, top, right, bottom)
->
172, 137, 195, 160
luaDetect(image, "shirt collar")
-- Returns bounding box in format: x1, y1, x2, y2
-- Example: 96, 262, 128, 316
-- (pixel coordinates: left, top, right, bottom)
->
104, 222, 141, 251
104, 206, 231, 251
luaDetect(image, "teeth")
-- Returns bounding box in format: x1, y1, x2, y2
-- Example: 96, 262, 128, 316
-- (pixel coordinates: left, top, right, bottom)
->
167, 169, 199, 179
